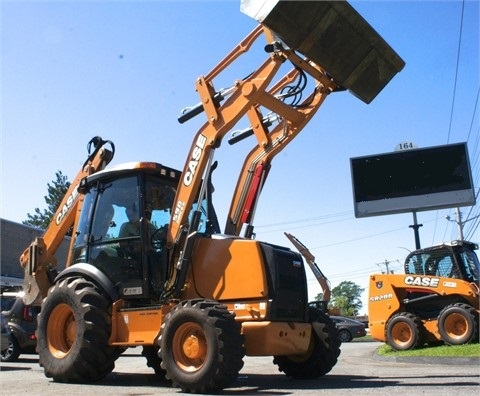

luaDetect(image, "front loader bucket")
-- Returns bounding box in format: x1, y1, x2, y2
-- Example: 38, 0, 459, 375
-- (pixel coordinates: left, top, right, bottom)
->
241, 0, 405, 104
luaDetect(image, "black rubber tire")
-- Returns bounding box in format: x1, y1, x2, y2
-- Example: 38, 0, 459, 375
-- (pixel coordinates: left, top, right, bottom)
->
273, 308, 341, 379
36, 277, 118, 382
338, 329, 353, 343
142, 345, 168, 380
386, 312, 425, 351
437, 303, 479, 345
1, 335, 21, 362
159, 299, 245, 393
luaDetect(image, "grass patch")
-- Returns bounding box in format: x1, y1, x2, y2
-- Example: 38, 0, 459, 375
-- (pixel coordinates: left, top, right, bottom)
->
376, 342, 480, 357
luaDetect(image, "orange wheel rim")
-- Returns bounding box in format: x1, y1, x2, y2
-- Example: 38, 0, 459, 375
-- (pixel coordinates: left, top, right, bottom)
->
391, 322, 412, 345
172, 322, 207, 372
444, 313, 468, 339
47, 303, 76, 358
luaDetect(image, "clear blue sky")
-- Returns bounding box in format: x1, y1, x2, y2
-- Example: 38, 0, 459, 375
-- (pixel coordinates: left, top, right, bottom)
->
1, 0, 479, 313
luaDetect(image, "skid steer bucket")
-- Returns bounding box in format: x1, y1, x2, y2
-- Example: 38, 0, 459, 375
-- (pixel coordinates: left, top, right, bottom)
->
241, 0, 405, 104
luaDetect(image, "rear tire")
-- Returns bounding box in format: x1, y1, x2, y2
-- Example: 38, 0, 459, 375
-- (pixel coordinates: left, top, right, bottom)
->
437, 303, 478, 345
37, 277, 117, 382
274, 308, 341, 379
386, 312, 425, 351
159, 299, 244, 393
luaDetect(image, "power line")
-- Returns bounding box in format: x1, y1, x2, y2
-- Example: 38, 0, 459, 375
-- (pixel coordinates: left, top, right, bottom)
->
443, 0, 479, 241
465, 86, 479, 142
255, 211, 353, 232
446, 0, 465, 144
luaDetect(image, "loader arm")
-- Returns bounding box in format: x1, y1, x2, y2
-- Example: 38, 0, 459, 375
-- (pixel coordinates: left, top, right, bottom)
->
224, 57, 335, 236
165, 26, 289, 295
165, 26, 337, 295
168, 25, 339, 245
166, 0, 404, 295
224, 0, 406, 236
20, 137, 115, 305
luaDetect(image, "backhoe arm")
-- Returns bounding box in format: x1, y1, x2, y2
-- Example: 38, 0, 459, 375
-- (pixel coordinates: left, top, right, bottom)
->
20, 137, 115, 305
285, 232, 331, 304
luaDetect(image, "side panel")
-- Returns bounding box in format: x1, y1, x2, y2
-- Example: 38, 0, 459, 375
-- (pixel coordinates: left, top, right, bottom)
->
109, 300, 169, 346
189, 237, 308, 323
368, 274, 402, 342
190, 237, 269, 300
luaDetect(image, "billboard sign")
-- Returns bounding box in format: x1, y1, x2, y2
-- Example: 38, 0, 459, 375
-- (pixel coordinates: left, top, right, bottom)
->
350, 142, 476, 218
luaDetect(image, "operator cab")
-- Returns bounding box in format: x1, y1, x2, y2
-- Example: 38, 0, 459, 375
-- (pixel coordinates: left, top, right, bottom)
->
404, 241, 479, 284
70, 162, 213, 301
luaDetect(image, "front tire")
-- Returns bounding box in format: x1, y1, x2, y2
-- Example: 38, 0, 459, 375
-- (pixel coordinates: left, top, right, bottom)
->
437, 303, 478, 345
274, 308, 341, 379
159, 299, 244, 393
386, 312, 425, 351
37, 277, 117, 382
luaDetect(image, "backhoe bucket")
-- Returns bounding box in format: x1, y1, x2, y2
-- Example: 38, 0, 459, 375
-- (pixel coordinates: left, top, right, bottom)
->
241, 0, 405, 104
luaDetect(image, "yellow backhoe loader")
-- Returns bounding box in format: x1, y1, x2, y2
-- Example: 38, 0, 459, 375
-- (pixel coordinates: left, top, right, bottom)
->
20, 1, 404, 392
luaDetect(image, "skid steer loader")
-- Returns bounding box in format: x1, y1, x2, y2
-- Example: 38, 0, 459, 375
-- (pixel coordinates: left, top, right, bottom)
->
368, 240, 479, 350
20, 1, 404, 393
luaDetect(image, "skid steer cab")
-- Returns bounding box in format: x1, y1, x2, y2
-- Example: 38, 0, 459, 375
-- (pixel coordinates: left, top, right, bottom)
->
368, 241, 480, 351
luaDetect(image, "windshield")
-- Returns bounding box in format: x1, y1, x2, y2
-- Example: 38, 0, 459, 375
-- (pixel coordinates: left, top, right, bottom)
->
405, 250, 452, 277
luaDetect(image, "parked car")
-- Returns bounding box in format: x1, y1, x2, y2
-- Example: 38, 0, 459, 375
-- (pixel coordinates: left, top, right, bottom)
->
1, 292, 40, 362
330, 316, 367, 342
1, 313, 11, 354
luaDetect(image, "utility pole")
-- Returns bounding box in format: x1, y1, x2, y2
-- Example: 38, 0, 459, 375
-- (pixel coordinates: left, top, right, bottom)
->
455, 207, 464, 241
376, 259, 393, 274
446, 208, 480, 241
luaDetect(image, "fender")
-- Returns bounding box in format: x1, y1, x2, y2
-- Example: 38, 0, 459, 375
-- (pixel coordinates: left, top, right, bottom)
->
54, 263, 119, 301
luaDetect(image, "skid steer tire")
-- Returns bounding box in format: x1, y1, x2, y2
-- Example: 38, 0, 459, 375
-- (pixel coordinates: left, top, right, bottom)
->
386, 312, 425, 351
36, 277, 117, 382
437, 303, 479, 345
159, 299, 245, 394
142, 345, 168, 380
273, 308, 341, 379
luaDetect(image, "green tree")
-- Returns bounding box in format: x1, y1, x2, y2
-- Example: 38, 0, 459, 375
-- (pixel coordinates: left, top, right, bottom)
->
329, 281, 364, 316
23, 170, 70, 230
